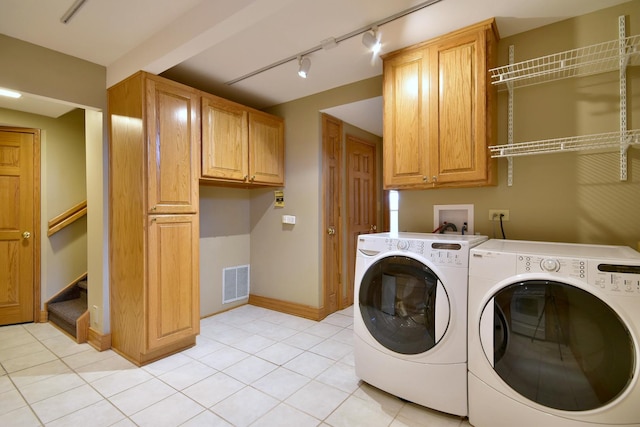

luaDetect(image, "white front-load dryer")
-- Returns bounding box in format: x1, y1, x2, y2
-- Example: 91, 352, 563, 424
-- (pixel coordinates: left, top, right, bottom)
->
468, 239, 640, 427
354, 232, 487, 416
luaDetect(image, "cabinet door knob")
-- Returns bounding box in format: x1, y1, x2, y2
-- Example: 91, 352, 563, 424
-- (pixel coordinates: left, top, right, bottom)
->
250, 175, 256, 181
432, 176, 437, 182
327, 227, 336, 235
22, 231, 31, 239
422, 176, 429, 182
370, 225, 377, 232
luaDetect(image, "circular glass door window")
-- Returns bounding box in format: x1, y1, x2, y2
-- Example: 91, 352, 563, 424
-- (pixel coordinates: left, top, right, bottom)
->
359, 255, 447, 355
482, 280, 635, 411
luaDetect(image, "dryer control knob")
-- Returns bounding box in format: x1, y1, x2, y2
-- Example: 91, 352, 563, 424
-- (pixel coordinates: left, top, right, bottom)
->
397, 240, 409, 250
541, 258, 560, 272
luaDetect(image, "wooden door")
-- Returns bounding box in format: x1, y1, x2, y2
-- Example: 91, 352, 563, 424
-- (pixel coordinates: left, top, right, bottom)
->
201, 95, 248, 183
430, 28, 488, 184
0, 127, 39, 325
321, 114, 341, 315
147, 214, 200, 351
146, 77, 199, 214
346, 135, 377, 308
382, 46, 430, 188
248, 111, 284, 185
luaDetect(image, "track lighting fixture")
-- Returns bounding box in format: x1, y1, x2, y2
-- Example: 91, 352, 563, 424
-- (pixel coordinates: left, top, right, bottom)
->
362, 26, 382, 54
297, 56, 311, 78
226, 0, 443, 85
60, 0, 88, 24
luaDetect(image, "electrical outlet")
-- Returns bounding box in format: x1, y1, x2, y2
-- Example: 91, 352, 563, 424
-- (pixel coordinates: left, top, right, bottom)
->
489, 209, 510, 221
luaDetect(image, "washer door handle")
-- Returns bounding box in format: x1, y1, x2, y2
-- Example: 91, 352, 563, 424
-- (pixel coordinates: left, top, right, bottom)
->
434, 281, 450, 343
479, 297, 495, 367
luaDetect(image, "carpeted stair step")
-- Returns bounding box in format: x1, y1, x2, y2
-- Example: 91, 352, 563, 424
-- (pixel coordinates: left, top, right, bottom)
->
47, 279, 88, 339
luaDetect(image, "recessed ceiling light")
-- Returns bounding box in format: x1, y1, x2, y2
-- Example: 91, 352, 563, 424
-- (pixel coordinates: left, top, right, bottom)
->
0, 88, 22, 98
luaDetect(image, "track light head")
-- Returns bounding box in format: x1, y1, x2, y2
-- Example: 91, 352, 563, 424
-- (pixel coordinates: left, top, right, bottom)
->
362, 26, 382, 54
297, 56, 311, 78
362, 27, 382, 55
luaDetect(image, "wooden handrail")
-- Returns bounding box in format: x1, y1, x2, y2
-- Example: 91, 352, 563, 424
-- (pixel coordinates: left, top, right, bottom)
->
48, 200, 87, 236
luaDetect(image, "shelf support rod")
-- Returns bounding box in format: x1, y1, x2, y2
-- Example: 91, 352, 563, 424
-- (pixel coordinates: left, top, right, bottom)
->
619, 15, 628, 181
507, 45, 515, 186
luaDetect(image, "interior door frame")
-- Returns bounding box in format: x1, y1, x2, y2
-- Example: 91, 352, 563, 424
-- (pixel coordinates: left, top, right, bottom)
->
1, 126, 41, 323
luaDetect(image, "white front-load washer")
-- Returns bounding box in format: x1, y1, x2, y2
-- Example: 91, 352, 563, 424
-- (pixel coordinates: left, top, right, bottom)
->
354, 232, 487, 416
468, 239, 640, 427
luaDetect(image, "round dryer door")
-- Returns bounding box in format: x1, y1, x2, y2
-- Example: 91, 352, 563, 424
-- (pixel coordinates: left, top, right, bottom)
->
359, 255, 450, 355
479, 280, 635, 411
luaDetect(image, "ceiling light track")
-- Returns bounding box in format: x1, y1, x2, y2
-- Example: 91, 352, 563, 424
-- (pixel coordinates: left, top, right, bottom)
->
61, 0, 88, 24
225, 0, 444, 86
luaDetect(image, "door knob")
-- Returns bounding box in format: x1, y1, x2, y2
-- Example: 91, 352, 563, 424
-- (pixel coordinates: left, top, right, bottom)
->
22, 231, 31, 239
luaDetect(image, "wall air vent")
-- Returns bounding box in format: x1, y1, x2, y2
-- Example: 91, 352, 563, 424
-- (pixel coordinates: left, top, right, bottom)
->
222, 265, 250, 304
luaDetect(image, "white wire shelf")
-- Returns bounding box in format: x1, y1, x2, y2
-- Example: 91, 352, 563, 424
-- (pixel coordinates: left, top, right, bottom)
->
489, 129, 640, 158
489, 34, 640, 88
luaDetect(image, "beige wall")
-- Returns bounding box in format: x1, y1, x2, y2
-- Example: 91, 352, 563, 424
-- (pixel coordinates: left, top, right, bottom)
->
0, 34, 108, 330
199, 186, 251, 316
400, 0, 640, 250
252, 77, 382, 308
0, 107, 88, 306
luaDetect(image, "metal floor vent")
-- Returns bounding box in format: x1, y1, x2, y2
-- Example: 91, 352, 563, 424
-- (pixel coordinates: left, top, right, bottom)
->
222, 265, 250, 304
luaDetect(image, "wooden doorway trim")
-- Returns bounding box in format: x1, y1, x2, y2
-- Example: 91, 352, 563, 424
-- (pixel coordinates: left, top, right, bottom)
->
0, 127, 41, 324
321, 114, 342, 318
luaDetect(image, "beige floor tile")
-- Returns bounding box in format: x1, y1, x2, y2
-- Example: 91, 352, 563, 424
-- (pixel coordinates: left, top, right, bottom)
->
182, 372, 244, 408
285, 380, 349, 420
9, 359, 71, 388
211, 386, 279, 427
108, 378, 176, 416
325, 394, 396, 427
158, 359, 217, 390
30, 383, 103, 424
251, 403, 321, 427
252, 367, 310, 400
222, 355, 277, 384
130, 393, 205, 427
0, 405, 42, 427
19, 371, 86, 403
46, 399, 126, 427
90, 366, 154, 397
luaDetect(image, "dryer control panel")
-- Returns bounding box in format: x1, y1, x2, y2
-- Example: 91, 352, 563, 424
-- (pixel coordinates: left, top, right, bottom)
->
515, 254, 640, 296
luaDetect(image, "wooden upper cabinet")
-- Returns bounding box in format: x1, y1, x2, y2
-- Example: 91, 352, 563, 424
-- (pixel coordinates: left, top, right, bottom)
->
201, 94, 248, 182
146, 77, 200, 213
248, 110, 285, 186
383, 46, 430, 187
201, 93, 285, 187
383, 19, 498, 190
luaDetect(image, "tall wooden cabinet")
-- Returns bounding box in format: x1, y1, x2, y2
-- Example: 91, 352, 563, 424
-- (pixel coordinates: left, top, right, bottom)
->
201, 93, 284, 186
108, 71, 200, 366
383, 18, 498, 189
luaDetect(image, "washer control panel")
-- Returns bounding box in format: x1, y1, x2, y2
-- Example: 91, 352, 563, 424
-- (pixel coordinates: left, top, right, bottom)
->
385, 238, 469, 267
516, 254, 640, 296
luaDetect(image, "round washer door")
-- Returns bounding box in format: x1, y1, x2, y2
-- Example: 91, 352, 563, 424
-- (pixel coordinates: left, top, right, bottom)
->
479, 279, 635, 411
359, 255, 450, 355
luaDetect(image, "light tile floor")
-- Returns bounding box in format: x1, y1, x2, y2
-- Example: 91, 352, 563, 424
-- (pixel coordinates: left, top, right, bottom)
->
0, 305, 473, 427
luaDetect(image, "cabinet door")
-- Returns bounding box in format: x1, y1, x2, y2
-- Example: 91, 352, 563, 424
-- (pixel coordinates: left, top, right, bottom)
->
201, 95, 249, 183
248, 111, 284, 185
146, 214, 200, 352
383, 47, 430, 188
146, 77, 199, 214
429, 29, 489, 184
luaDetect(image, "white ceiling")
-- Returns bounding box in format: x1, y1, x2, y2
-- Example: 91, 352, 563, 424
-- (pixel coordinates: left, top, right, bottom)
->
0, 0, 631, 135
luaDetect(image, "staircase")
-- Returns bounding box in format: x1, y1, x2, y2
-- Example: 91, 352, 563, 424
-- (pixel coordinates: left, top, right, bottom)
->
47, 278, 89, 342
